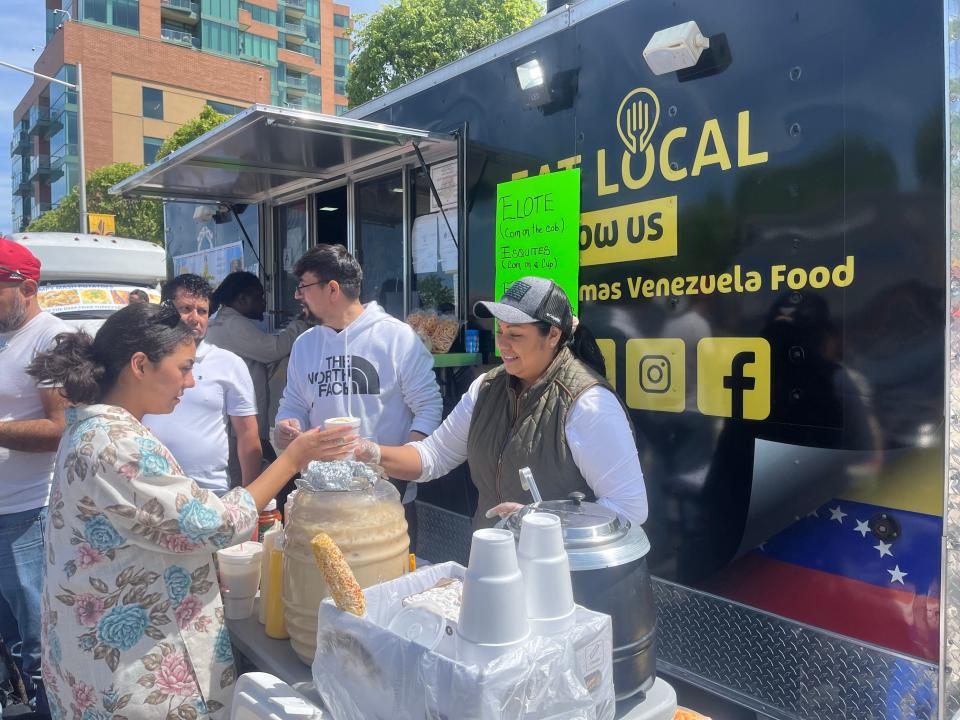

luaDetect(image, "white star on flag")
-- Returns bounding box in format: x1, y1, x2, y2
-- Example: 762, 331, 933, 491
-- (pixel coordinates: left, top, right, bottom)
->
888, 565, 908, 584
756, 542, 766, 552
875, 541, 893, 558
854, 520, 871, 538
829, 506, 847, 523
807, 510, 818, 518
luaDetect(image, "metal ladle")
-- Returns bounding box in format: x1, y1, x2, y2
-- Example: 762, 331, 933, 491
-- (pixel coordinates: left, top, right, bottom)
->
519, 466, 542, 504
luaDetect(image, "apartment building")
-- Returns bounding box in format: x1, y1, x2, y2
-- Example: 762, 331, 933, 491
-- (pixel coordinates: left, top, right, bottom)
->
10, 0, 351, 232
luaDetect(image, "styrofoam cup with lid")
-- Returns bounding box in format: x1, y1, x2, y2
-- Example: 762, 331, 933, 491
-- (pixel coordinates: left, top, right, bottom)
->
217, 541, 263, 619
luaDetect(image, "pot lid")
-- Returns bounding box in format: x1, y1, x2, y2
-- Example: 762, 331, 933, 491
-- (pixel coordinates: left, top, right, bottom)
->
500, 492, 650, 570
510, 494, 626, 547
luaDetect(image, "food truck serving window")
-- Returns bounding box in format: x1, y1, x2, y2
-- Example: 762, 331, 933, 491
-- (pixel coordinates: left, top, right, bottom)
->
110, 105, 462, 327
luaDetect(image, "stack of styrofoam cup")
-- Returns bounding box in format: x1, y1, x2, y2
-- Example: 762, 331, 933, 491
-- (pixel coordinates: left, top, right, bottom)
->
456, 528, 530, 666
517, 513, 576, 635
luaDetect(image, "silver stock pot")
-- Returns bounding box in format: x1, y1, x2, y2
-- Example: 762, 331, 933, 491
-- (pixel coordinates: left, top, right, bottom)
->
500, 492, 657, 701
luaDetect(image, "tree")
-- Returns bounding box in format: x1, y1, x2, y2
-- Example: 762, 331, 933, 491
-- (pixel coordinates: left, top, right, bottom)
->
156, 105, 229, 160
347, 0, 542, 106
27, 163, 164, 244
27, 106, 230, 245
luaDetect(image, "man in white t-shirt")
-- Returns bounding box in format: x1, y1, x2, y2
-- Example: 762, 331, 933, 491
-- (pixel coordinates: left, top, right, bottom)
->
144, 274, 261, 495
0, 237, 70, 714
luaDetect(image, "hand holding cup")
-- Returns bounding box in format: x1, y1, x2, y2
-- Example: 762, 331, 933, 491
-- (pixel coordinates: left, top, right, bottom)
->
286, 425, 358, 469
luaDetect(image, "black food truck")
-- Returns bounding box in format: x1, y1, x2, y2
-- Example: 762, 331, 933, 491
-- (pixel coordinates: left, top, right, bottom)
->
113, 0, 960, 716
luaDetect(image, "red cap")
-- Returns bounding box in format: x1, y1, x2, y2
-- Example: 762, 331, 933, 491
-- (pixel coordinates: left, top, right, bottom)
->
0, 237, 41, 282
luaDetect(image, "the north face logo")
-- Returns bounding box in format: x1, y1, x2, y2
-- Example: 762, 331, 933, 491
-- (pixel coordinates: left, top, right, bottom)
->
307, 355, 381, 397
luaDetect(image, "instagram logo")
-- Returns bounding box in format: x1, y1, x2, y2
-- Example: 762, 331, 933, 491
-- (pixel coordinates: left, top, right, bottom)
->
639, 355, 671, 394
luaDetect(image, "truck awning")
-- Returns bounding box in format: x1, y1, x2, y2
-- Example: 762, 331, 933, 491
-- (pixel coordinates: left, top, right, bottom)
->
110, 105, 456, 204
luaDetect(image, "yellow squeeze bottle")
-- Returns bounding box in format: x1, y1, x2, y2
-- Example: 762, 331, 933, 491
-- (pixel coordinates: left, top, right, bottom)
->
257, 522, 282, 625
264, 545, 288, 639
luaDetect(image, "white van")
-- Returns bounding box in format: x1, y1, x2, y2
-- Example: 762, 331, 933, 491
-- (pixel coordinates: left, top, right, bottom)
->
12, 232, 167, 333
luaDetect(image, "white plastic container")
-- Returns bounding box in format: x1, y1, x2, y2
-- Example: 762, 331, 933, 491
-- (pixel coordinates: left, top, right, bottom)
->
231, 672, 323, 719
283, 475, 408, 664
312, 562, 616, 720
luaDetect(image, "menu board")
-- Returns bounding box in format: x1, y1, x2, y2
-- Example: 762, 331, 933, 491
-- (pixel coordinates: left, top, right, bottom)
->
38, 283, 160, 314
173, 241, 244, 286
494, 169, 580, 314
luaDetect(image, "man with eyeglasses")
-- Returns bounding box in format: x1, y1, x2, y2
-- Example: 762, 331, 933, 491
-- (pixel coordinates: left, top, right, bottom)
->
0, 236, 70, 714
275, 244, 442, 522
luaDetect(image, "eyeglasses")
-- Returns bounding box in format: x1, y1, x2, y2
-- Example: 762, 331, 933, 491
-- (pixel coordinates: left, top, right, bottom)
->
295, 279, 326, 293
0, 265, 26, 283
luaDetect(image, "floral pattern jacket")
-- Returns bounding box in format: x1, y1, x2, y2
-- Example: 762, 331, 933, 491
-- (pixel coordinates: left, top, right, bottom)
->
41, 405, 259, 720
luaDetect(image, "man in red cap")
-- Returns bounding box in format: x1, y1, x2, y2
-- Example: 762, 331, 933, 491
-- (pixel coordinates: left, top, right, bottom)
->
0, 235, 70, 714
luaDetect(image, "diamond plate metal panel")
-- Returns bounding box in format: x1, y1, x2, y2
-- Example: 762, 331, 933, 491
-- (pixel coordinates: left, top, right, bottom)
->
654, 579, 937, 719
414, 500, 472, 566
412, 503, 938, 717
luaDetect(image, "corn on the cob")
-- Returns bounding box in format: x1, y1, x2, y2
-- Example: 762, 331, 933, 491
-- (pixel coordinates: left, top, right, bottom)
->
310, 531, 365, 616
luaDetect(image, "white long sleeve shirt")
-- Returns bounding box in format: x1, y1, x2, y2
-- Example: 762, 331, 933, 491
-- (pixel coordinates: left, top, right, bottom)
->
411, 374, 649, 527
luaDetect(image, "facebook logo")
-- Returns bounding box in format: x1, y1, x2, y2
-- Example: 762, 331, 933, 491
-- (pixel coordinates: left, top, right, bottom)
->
697, 339, 770, 420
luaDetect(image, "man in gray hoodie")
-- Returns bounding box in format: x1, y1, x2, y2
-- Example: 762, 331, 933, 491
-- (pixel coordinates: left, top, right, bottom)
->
276, 244, 442, 448
275, 245, 443, 521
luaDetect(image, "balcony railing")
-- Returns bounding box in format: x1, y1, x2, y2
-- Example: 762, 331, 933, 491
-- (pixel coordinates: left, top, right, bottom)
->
282, 0, 306, 17
28, 107, 52, 136
283, 75, 307, 90
29, 155, 52, 180
161, 26, 200, 47
11, 129, 30, 153
12, 171, 30, 195
161, 0, 199, 12
49, 145, 76, 173
284, 20, 306, 36
160, 0, 199, 26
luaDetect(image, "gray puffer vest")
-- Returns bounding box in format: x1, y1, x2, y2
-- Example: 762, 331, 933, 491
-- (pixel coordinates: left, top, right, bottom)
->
466, 347, 619, 528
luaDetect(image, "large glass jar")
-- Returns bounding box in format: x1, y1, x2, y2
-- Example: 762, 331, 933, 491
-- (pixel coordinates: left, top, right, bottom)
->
282, 470, 409, 665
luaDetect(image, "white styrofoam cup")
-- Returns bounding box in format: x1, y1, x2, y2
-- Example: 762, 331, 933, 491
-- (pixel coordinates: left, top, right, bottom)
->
518, 513, 576, 635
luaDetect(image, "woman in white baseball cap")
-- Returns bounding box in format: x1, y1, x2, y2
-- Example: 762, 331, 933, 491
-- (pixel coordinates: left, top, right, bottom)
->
356, 276, 648, 529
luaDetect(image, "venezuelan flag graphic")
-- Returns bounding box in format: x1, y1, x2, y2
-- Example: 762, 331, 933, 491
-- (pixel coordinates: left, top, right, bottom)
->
703, 448, 942, 662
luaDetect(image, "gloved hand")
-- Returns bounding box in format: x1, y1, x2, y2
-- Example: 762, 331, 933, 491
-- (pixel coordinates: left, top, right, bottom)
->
354, 438, 382, 465
484, 502, 524, 520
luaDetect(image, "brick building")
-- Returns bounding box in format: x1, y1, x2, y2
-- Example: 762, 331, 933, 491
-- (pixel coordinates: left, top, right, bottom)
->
10, 0, 351, 232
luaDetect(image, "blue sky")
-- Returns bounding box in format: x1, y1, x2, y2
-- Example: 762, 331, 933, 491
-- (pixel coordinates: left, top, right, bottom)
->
0, 8, 47, 235
0, 0, 386, 236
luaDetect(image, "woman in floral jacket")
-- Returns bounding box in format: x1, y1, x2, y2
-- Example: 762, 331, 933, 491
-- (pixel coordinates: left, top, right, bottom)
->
28, 303, 357, 720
